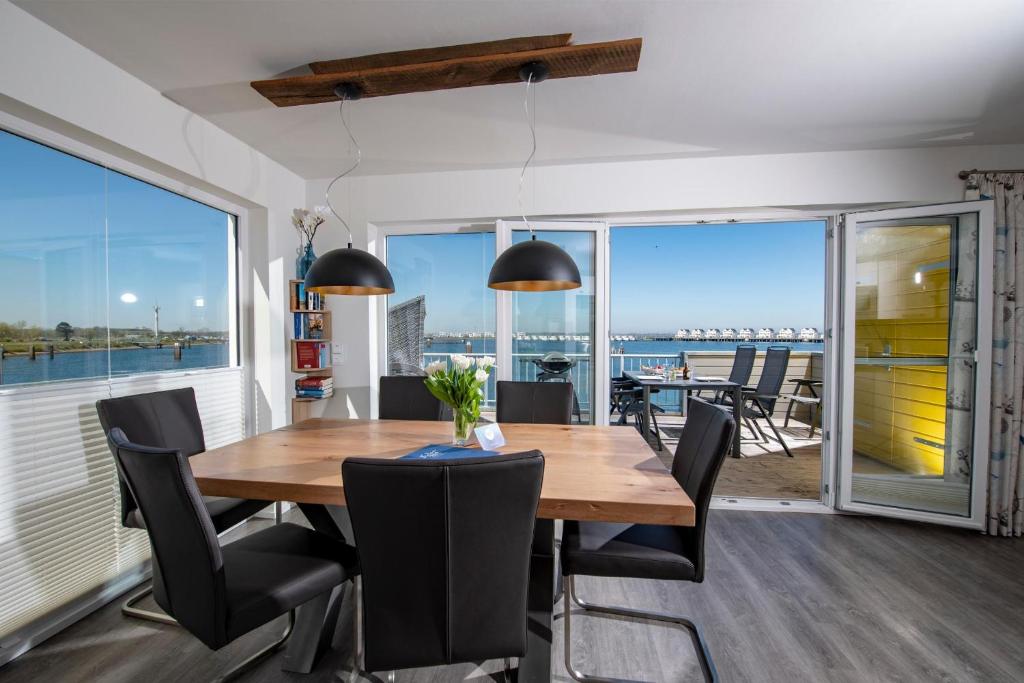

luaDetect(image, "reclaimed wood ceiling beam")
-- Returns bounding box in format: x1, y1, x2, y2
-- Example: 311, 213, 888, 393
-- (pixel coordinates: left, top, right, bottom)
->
308, 33, 573, 74
251, 36, 642, 106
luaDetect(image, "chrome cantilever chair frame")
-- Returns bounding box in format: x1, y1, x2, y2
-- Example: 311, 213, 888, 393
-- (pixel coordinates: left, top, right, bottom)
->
562, 576, 718, 683
215, 611, 295, 683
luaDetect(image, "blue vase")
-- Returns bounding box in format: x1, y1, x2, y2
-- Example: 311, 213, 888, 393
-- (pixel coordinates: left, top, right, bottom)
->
296, 243, 316, 279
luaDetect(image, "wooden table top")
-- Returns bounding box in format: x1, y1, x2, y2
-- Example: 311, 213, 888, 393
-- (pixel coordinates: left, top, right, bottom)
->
190, 418, 695, 526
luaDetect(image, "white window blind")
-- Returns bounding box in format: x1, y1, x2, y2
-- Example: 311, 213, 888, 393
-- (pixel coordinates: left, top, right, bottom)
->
0, 366, 245, 642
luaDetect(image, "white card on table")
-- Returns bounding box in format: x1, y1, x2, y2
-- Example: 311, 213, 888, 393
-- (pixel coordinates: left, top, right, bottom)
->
474, 423, 506, 450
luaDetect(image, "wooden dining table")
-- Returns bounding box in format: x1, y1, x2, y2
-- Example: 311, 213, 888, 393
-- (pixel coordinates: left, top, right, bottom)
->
190, 418, 695, 681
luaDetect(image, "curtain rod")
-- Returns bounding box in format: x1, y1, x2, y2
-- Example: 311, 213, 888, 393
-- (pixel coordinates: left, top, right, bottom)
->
958, 168, 1024, 180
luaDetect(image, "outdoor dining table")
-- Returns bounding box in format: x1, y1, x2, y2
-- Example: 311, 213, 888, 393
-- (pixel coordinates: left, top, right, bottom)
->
189, 417, 695, 681
623, 370, 744, 457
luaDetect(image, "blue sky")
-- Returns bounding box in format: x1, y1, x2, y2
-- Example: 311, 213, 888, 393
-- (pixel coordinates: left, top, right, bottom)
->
388, 221, 824, 334
0, 130, 231, 332
610, 222, 825, 331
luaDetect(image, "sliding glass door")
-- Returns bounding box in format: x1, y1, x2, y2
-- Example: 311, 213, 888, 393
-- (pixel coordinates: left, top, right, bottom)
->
496, 221, 608, 425
838, 201, 992, 528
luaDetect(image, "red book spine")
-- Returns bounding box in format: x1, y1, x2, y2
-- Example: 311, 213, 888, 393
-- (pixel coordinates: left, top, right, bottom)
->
295, 342, 319, 369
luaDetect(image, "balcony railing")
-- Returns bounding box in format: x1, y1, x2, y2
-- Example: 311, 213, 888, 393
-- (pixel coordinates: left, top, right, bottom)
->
421, 350, 823, 420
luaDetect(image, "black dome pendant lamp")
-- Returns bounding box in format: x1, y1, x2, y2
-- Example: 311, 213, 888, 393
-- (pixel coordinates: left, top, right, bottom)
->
305, 83, 395, 296
488, 62, 581, 292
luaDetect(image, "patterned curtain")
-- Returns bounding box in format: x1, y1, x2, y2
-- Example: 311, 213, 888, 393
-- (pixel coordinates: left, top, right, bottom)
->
944, 213, 977, 485
975, 173, 1024, 536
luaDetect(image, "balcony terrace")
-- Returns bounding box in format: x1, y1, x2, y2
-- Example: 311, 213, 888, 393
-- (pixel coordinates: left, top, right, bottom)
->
421, 348, 824, 500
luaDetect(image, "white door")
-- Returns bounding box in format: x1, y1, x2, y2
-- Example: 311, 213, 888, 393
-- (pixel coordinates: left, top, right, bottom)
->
838, 201, 993, 528
496, 220, 610, 425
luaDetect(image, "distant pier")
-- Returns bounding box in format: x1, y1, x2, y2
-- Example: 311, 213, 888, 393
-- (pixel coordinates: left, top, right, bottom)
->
425, 332, 825, 345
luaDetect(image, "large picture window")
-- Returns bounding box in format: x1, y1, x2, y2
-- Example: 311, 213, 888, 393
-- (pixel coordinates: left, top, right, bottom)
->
0, 129, 234, 387
0, 126, 243, 649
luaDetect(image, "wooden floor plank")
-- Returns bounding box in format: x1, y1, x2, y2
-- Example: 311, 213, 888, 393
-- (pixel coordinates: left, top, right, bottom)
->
2, 510, 1023, 682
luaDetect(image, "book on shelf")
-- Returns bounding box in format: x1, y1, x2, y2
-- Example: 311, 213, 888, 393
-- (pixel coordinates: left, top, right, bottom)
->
292, 312, 325, 340
292, 281, 324, 312
294, 341, 330, 369
296, 389, 333, 399
296, 375, 333, 385
295, 375, 333, 399
296, 378, 333, 390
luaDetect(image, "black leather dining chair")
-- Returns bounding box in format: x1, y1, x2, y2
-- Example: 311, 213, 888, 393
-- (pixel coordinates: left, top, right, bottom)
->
378, 374, 450, 420
342, 451, 545, 681
96, 388, 269, 624
496, 380, 573, 424
560, 398, 735, 682
107, 428, 359, 681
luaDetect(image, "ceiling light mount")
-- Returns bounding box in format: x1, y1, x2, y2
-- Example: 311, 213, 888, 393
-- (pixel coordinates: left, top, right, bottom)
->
333, 82, 363, 101
251, 34, 641, 105
518, 61, 550, 84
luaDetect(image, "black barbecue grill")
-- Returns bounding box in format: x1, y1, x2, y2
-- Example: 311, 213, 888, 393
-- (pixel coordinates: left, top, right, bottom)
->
530, 351, 577, 380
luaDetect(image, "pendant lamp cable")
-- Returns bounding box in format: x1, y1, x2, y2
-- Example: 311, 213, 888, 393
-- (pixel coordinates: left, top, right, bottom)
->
325, 96, 362, 248
518, 73, 537, 238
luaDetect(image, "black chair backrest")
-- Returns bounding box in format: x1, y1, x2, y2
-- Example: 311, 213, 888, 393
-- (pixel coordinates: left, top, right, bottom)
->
379, 375, 449, 421
496, 381, 573, 424
107, 428, 226, 648
342, 452, 544, 672
753, 346, 791, 412
671, 398, 736, 582
728, 345, 757, 386
96, 388, 206, 527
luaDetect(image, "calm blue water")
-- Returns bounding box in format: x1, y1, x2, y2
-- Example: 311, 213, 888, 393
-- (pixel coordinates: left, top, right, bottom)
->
422, 339, 823, 411
0, 344, 230, 386
1, 338, 824, 394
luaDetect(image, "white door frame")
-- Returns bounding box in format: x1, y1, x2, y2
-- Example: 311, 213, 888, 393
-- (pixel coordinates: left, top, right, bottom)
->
837, 200, 993, 529
496, 220, 610, 426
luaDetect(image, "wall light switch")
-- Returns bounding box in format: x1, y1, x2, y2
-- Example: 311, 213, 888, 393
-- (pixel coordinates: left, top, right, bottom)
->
331, 342, 344, 364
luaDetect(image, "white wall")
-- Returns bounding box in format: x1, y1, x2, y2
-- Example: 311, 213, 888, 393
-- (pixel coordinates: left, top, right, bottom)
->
311, 143, 1024, 415
0, 0, 305, 430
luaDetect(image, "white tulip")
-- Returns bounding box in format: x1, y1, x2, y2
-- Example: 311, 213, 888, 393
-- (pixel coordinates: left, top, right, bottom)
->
451, 354, 473, 370
425, 361, 446, 375
474, 368, 489, 383
476, 356, 496, 371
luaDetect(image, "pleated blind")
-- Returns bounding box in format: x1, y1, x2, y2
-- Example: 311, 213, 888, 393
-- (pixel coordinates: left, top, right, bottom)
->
0, 366, 245, 641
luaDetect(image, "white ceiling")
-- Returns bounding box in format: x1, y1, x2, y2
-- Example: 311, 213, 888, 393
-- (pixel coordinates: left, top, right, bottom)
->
13, 0, 1024, 179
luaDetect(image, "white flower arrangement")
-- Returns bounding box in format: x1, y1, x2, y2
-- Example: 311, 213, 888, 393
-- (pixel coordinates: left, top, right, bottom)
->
425, 360, 447, 376
291, 207, 327, 247
423, 355, 497, 444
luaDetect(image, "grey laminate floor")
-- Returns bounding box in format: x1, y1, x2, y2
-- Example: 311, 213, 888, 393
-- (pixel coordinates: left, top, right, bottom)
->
3, 509, 1023, 683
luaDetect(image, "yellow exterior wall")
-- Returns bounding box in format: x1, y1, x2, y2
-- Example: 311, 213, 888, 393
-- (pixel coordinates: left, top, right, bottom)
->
852, 226, 950, 475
